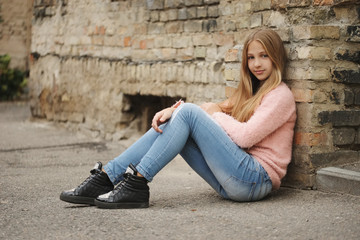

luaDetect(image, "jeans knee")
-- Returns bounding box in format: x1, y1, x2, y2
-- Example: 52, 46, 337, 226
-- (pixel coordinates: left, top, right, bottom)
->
178, 103, 198, 111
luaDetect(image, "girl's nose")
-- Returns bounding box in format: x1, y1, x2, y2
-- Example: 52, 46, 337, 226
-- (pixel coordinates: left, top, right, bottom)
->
254, 58, 261, 67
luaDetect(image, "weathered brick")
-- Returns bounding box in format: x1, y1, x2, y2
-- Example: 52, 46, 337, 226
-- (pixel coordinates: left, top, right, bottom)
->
224, 49, 239, 62
104, 36, 120, 47
319, 110, 360, 126
172, 36, 192, 48
165, 21, 183, 33
312, 91, 327, 103
250, 13, 262, 28
185, 0, 203, 6
207, 5, 219, 17
355, 89, 360, 105
206, 47, 217, 60
184, 20, 203, 32
193, 34, 213, 46
329, 89, 341, 104
295, 132, 328, 146
263, 11, 286, 28
272, 0, 311, 9
197, 6, 207, 18
335, 49, 360, 64
154, 36, 172, 48
297, 46, 331, 60
164, 0, 183, 8
346, 25, 360, 42
204, 0, 220, 4
333, 0, 359, 5
167, 9, 178, 20
224, 64, 240, 81
311, 68, 330, 80
332, 127, 356, 145
344, 88, 355, 106
292, 88, 313, 102
236, 16, 251, 29
187, 7, 197, 19
251, 0, 271, 11
159, 11, 168, 21
68, 112, 84, 123
139, 39, 154, 49
148, 22, 165, 34
146, 0, 164, 10
91, 36, 104, 45
194, 47, 206, 59
313, 0, 333, 5
150, 11, 160, 22
178, 8, 187, 20
213, 33, 234, 46
310, 150, 359, 168
124, 36, 132, 47
177, 47, 194, 61
293, 25, 340, 40
333, 70, 360, 84
202, 20, 217, 32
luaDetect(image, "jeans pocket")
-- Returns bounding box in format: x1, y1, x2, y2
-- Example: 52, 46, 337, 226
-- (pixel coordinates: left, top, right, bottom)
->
223, 176, 256, 202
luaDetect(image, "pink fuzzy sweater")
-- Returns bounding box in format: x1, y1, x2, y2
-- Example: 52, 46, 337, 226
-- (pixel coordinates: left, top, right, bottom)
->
212, 82, 297, 190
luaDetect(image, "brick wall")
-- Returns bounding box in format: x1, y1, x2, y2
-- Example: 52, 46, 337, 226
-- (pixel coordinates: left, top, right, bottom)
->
29, 0, 360, 188
0, 0, 33, 70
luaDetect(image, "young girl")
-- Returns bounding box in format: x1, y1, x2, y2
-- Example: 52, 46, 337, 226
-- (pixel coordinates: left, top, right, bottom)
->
60, 29, 296, 209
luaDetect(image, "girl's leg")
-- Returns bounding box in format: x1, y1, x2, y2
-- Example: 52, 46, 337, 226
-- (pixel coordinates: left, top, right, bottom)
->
104, 127, 162, 185
179, 137, 230, 199
135, 103, 272, 201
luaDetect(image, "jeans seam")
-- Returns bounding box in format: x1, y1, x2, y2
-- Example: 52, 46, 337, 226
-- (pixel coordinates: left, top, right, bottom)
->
137, 113, 185, 181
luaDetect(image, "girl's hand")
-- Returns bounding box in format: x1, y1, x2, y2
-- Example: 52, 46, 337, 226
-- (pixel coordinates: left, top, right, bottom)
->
152, 107, 175, 133
200, 102, 222, 115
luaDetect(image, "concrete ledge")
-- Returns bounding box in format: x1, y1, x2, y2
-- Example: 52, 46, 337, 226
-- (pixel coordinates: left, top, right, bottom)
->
316, 167, 360, 196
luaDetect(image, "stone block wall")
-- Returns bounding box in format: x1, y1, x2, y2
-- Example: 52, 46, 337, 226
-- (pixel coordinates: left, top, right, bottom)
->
0, 0, 33, 71
29, 0, 360, 188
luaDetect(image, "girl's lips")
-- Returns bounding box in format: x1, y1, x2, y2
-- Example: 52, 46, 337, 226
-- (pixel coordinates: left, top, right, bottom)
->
254, 70, 264, 74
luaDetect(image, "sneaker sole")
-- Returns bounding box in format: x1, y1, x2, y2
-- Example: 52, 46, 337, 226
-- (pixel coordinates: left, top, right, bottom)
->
60, 193, 95, 205
94, 199, 149, 209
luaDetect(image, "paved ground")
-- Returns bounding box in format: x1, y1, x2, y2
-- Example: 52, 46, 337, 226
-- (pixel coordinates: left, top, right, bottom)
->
1, 102, 359, 240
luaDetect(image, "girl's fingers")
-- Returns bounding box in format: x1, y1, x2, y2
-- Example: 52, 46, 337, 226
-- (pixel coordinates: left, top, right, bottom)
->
151, 108, 174, 133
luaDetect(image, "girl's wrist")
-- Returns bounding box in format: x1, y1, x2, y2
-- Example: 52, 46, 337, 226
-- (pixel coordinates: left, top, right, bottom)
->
171, 99, 184, 109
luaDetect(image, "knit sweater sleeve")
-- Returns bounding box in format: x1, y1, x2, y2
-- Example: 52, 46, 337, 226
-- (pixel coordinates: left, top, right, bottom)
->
211, 84, 296, 148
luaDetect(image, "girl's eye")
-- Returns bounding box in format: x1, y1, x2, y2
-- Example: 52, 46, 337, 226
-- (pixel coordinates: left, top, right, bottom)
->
247, 56, 254, 60
262, 54, 269, 58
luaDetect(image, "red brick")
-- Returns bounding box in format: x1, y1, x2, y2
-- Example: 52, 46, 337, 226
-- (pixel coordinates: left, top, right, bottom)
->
295, 132, 327, 146
291, 88, 313, 103
124, 36, 132, 47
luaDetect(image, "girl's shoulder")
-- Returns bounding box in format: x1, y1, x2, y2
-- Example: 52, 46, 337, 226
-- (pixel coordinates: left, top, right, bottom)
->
261, 82, 296, 109
266, 82, 295, 101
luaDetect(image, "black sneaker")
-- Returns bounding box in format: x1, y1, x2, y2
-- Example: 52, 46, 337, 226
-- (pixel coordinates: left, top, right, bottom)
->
94, 164, 150, 209
60, 162, 114, 205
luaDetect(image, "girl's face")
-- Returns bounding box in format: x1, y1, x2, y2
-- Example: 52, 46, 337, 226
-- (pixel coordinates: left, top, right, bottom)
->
247, 40, 273, 81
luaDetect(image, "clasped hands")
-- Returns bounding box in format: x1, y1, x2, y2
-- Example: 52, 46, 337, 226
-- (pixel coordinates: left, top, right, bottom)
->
151, 102, 221, 133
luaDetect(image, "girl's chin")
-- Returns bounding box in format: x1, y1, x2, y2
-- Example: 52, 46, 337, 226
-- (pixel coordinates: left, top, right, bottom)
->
254, 75, 268, 81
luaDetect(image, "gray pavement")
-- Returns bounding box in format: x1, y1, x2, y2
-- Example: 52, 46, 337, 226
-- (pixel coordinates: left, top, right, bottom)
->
1, 102, 360, 240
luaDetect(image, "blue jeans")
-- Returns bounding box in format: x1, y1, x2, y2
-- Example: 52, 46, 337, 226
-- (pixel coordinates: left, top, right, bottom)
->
104, 103, 272, 202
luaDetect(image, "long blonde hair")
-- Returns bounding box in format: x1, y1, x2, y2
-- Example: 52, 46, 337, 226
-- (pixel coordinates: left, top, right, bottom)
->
222, 29, 288, 122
